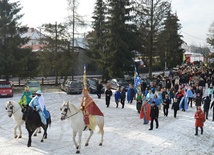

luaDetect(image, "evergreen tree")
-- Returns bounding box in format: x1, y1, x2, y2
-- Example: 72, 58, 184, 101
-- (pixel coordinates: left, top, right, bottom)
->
0, 0, 38, 80
105, 0, 137, 78
86, 0, 108, 80
158, 11, 184, 69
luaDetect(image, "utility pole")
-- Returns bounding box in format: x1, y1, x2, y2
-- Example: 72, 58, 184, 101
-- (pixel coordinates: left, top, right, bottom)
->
55, 21, 58, 85
149, 0, 154, 79
71, 0, 75, 80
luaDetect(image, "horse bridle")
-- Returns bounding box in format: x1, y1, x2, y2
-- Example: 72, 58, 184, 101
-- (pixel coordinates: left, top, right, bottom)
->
61, 105, 79, 119
6, 102, 21, 114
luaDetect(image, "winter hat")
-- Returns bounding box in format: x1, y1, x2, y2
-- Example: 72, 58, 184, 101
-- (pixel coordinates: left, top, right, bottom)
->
82, 87, 89, 95
36, 90, 42, 95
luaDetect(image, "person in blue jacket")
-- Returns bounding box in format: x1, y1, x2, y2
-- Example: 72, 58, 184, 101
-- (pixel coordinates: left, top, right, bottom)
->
127, 84, 135, 104
29, 90, 47, 125
114, 87, 121, 108
153, 93, 161, 108
186, 86, 194, 108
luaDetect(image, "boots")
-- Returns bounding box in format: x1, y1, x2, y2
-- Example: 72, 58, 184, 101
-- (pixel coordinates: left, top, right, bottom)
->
195, 127, 198, 136
201, 127, 203, 135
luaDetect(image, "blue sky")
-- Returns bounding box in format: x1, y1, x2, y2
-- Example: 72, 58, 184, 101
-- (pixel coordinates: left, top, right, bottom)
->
11, 0, 214, 47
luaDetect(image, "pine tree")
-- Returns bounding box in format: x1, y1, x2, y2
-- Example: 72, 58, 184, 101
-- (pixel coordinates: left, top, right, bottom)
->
0, 0, 37, 80
105, 0, 137, 78
86, 0, 108, 80
158, 11, 184, 69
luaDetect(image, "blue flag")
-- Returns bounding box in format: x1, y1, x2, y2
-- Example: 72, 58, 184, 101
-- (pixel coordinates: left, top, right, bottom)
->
134, 66, 141, 87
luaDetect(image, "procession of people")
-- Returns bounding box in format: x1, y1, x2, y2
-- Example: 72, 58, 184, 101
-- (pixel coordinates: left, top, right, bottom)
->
103, 62, 213, 135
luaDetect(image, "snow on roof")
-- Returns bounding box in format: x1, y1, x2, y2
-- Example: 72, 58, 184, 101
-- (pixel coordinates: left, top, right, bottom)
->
73, 38, 87, 49
184, 51, 202, 56
21, 28, 45, 40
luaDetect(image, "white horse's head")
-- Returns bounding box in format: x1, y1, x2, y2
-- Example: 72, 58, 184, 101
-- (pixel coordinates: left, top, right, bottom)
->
5, 101, 15, 117
60, 101, 70, 120
60, 101, 79, 120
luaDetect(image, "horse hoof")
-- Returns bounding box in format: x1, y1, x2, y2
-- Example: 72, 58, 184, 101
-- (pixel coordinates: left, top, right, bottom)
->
38, 131, 41, 133
99, 143, 102, 146
85, 143, 88, 146
41, 140, 44, 142
76, 150, 80, 154
14, 135, 18, 138
33, 134, 37, 136
18, 135, 22, 138
27, 144, 31, 147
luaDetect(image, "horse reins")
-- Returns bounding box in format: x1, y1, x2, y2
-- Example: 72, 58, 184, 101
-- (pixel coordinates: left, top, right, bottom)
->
7, 103, 21, 114
62, 107, 80, 119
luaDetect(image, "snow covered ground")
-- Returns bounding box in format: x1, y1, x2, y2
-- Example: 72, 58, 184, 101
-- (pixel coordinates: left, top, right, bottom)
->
0, 89, 214, 155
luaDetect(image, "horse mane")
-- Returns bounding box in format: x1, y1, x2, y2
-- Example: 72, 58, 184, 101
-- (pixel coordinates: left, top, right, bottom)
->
6, 100, 20, 108
67, 102, 79, 112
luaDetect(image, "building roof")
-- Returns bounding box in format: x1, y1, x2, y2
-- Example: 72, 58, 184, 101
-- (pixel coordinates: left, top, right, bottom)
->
73, 38, 87, 49
21, 28, 87, 52
184, 51, 202, 56
21, 28, 45, 40
21, 44, 46, 52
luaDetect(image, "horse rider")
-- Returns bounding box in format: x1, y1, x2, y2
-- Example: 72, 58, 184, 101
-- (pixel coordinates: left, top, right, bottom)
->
19, 86, 32, 108
80, 87, 103, 127
29, 90, 47, 125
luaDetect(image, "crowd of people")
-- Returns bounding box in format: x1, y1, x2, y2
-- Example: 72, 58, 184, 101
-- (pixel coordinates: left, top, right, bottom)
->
103, 62, 214, 135
17, 62, 214, 136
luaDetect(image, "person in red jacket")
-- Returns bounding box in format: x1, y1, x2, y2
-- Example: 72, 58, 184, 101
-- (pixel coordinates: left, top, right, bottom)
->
194, 106, 205, 136
80, 88, 104, 126
140, 100, 151, 124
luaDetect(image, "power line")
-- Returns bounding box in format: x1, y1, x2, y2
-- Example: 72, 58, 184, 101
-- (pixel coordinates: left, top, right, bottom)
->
181, 30, 206, 42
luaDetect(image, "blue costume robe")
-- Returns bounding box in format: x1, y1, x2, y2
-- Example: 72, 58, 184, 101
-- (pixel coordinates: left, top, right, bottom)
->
29, 96, 47, 125
179, 97, 188, 110
186, 89, 194, 98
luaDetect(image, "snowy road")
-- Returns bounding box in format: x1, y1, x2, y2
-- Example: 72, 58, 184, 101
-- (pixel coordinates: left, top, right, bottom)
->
0, 91, 214, 155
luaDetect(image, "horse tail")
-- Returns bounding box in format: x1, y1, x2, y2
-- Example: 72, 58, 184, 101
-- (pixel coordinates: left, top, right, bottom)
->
47, 111, 51, 128
97, 116, 104, 134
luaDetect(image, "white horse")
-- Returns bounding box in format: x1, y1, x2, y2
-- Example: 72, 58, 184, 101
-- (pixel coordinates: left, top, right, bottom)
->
5, 101, 41, 138
60, 101, 104, 154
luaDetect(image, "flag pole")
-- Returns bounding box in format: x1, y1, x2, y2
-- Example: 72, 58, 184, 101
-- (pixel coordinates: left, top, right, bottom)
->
83, 64, 86, 88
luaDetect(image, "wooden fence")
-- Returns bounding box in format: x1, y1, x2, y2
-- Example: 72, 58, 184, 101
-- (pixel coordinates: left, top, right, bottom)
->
9, 75, 102, 86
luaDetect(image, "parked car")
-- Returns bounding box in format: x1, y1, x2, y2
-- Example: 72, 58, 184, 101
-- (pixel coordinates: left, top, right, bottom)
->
61, 80, 82, 94
87, 78, 105, 94
110, 78, 129, 91
25, 80, 41, 96
0, 81, 13, 97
